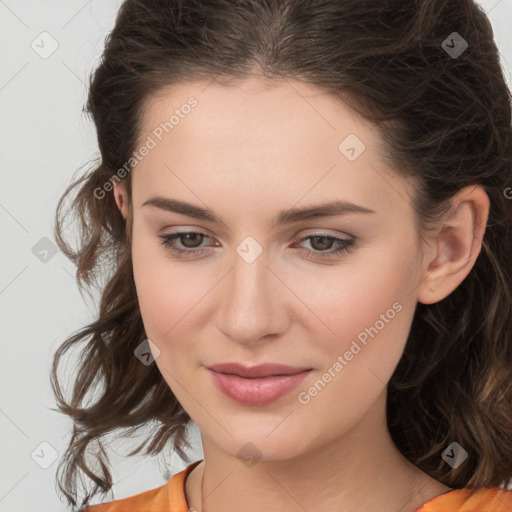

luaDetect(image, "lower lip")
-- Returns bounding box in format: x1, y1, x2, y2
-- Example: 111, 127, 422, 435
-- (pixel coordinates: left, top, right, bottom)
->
207, 368, 312, 405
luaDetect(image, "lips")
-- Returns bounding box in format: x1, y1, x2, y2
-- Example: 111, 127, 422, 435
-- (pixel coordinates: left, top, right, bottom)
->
206, 362, 313, 405
207, 362, 312, 378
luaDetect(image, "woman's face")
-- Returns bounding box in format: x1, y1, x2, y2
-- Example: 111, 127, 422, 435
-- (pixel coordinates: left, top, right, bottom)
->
120, 76, 428, 461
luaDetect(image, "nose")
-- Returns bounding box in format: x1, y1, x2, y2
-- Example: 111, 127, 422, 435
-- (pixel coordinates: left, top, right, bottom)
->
214, 248, 290, 345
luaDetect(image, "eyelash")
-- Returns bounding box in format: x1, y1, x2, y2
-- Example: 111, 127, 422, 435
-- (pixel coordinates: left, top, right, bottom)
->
157, 231, 356, 261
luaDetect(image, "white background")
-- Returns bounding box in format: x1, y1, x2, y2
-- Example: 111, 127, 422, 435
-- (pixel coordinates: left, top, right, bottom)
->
0, 1, 511, 511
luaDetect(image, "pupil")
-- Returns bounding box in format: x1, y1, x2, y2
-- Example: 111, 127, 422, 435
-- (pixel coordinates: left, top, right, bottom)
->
183, 233, 203, 248
312, 236, 332, 250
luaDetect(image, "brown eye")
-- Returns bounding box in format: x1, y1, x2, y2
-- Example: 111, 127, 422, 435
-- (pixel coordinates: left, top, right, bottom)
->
308, 235, 336, 251
158, 231, 213, 256
294, 234, 356, 261
179, 232, 205, 248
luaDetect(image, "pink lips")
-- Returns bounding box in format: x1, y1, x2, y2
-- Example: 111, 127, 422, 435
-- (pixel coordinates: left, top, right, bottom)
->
207, 362, 312, 405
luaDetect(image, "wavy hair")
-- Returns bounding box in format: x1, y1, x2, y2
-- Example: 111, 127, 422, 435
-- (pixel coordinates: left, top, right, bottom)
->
50, 0, 512, 509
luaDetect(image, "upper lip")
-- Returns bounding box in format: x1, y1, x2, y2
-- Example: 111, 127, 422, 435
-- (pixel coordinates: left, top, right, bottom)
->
207, 362, 312, 378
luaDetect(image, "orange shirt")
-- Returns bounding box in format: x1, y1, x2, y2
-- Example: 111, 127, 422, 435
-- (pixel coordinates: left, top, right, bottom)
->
83, 460, 512, 512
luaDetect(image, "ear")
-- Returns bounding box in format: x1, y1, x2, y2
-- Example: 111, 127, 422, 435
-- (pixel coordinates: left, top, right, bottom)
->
416, 185, 490, 305
113, 180, 130, 220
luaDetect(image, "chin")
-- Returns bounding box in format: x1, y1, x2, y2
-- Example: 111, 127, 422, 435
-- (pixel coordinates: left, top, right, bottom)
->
201, 422, 314, 464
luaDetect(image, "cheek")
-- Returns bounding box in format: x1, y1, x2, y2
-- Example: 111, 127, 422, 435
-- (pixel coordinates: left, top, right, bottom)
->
288, 247, 419, 418
290, 242, 417, 351
131, 231, 192, 342
289, 251, 417, 442
130, 228, 219, 375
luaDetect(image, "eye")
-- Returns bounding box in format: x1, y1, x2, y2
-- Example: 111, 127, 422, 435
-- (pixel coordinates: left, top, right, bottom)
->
158, 231, 356, 260
293, 233, 356, 261
158, 231, 214, 256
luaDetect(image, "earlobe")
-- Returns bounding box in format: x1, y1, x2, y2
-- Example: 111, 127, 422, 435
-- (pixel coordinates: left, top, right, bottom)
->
113, 181, 129, 220
416, 185, 490, 305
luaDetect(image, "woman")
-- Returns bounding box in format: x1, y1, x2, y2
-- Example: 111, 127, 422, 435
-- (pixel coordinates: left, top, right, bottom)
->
50, 0, 512, 511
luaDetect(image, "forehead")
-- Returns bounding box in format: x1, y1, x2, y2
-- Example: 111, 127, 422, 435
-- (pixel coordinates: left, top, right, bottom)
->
131, 76, 414, 220
139, 75, 378, 148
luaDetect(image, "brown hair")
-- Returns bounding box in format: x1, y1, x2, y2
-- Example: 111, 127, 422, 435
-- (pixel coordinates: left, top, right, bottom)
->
51, 0, 512, 509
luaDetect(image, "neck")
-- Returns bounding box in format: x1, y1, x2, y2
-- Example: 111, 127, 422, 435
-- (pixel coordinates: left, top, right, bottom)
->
185, 390, 451, 512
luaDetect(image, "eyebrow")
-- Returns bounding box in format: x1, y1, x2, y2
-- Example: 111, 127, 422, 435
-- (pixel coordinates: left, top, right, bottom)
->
141, 196, 376, 227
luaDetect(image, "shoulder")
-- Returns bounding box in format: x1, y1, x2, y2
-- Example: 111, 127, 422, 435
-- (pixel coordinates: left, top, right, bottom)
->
82, 483, 167, 512
418, 486, 512, 512
81, 460, 202, 512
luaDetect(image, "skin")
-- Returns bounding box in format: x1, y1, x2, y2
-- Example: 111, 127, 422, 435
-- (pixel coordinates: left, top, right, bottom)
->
113, 74, 489, 512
